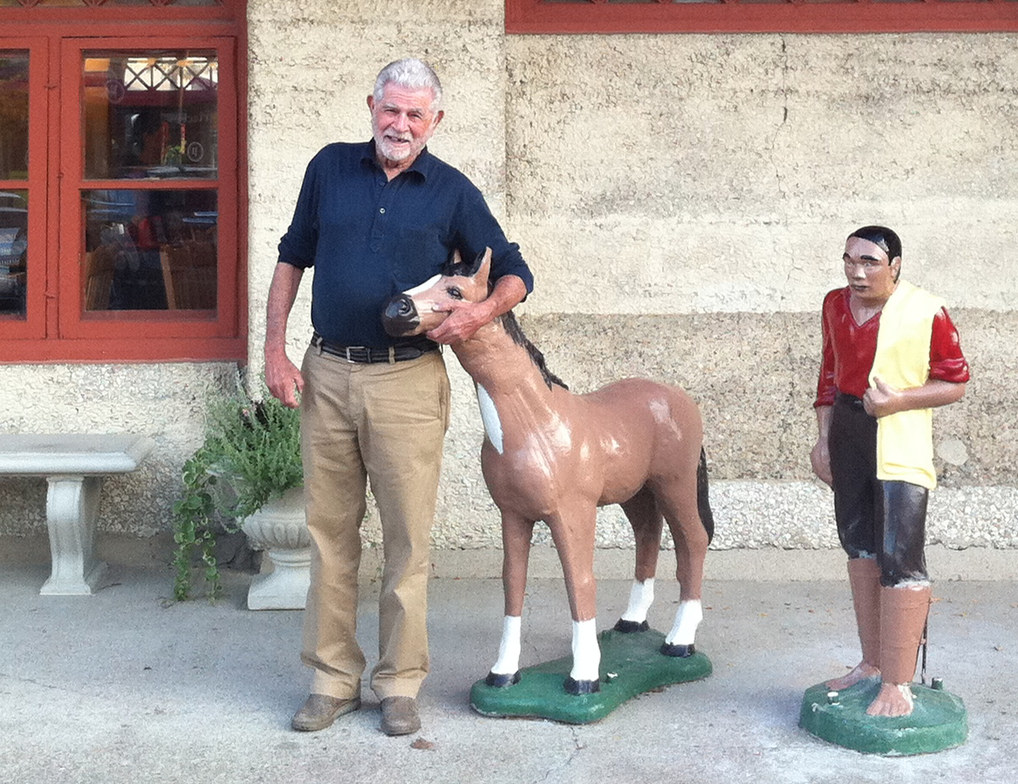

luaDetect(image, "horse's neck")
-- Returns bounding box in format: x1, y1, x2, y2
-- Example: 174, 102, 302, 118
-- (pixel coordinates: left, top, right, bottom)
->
451, 320, 556, 406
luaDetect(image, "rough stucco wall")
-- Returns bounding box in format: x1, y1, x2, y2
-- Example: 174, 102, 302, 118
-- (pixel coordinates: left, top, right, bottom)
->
242, 7, 1016, 550
6, 3, 1014, 553
0, 363, 238, 536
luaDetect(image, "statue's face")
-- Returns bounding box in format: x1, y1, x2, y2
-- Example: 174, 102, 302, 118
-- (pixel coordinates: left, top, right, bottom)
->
843, 236, 900, 305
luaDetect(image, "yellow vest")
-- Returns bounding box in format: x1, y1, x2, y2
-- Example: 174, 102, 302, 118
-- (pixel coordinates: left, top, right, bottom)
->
869, 280, 945, 490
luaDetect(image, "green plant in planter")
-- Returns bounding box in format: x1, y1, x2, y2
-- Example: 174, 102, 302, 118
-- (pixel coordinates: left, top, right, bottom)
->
173, 379, 303, 600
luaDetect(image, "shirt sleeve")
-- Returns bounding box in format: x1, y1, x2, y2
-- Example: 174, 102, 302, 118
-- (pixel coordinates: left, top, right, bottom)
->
929, 307, 970, 384
277, 151, 322, 269
453, 186, 534, 295
815, 291, 838, 408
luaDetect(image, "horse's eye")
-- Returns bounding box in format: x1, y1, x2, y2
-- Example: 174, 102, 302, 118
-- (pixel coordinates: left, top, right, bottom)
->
447, 287, 463, 300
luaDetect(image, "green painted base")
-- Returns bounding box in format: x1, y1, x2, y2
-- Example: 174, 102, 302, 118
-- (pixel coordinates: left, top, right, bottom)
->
469, 627, 712, 725
799, 679, 968, 756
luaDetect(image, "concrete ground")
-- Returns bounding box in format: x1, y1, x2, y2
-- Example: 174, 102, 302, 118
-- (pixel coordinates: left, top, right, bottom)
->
1, 537, 1015, 784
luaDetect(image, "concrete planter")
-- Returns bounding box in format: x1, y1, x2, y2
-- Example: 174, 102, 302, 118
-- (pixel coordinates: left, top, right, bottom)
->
240, 486, 310, 610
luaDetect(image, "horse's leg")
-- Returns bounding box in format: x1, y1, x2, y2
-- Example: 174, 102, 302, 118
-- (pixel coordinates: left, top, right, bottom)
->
486, 512, 535, 687
614, 487, 664, 633
654, 474, 710, 658
547, 504, 601, 694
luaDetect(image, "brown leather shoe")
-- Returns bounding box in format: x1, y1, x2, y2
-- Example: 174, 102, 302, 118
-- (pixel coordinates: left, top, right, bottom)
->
291, 693, 361, 732
380, 696, 421, 736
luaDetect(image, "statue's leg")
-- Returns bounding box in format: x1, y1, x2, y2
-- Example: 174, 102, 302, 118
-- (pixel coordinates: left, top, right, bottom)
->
547, 505, 601, 694
615, 487, 663, 632
868, 583, 930, 717
656, 477, 709, 657
826, 556, 882, 690
867, 480, 931, 717
486, 513, 534, 687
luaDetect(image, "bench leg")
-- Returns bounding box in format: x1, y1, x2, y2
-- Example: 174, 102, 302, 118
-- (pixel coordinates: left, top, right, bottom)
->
39, 475, 108, 596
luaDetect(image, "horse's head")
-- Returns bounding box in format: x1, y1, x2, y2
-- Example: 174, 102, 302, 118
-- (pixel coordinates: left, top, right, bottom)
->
382, 247, 492, 337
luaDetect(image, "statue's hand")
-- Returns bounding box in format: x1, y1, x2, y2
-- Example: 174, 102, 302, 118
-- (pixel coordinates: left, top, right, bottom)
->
810, 438, 833, 488
863, 377, 902, 418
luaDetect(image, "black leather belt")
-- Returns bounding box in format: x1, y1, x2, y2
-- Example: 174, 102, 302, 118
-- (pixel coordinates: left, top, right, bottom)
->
311, 333, 437, 364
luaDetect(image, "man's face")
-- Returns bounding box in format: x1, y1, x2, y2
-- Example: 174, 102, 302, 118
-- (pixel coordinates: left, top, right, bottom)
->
843, 236, 900, 304
368, 83, 443, 168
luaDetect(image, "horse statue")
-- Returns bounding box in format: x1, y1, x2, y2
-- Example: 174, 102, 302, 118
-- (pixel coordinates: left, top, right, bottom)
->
382, 248, 714, 695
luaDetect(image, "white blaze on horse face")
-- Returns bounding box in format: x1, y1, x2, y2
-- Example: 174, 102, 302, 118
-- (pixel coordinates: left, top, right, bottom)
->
570, 618, 601, 683
491, 615, 522, 675
403, 274, 442, 298
665, 599, 703, 646
476, 385, 504, 455
621, 578, 655, 623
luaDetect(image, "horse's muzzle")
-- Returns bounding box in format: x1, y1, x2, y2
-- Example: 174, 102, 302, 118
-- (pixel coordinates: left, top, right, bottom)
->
381, 294, 420, 337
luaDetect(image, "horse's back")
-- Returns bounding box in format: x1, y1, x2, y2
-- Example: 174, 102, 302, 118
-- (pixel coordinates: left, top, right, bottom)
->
582, 377, 703, 499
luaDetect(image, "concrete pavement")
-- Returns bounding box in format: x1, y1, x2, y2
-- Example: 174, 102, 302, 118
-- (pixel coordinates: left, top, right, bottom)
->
1, 536, 1016, 784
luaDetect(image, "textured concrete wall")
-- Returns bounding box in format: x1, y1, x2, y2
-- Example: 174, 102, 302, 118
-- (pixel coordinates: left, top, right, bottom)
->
4, 2, 1015, 555
0, 363, 238, 536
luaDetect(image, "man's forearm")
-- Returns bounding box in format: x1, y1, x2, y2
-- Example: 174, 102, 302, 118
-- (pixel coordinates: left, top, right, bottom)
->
265, 262, 304, 356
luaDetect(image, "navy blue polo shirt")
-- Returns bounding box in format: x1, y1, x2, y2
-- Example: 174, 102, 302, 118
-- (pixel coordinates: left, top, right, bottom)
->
277, 141, 534, 348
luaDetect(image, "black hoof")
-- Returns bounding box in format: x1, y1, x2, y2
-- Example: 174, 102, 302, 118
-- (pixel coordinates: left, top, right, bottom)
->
564, 677, 600, 695
661, 642, 695, 658
485, 670, 521, 688
613, 619, 650, 634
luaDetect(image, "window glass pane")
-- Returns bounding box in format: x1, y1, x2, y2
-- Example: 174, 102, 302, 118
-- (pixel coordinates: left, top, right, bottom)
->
83, 51, 218, 180
83, 188, 217, 311
0, 189, 27, 318
0, 53, 30, 180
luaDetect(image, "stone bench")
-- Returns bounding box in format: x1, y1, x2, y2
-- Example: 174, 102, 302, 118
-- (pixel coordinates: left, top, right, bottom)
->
0, 434, 156, 595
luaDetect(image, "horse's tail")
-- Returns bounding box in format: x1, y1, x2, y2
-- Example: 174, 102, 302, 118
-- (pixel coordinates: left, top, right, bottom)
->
697, 447, 715, 544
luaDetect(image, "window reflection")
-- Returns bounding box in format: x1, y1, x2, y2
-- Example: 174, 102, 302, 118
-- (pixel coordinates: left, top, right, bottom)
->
0, 54, 30, 180
0, 190, 27, 317
83, 189, 217, 311
83, 52, 218, 180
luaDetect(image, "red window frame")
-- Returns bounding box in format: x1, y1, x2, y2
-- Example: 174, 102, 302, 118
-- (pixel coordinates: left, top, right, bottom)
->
0, 2, 247, 363
506, 0, 1018, 35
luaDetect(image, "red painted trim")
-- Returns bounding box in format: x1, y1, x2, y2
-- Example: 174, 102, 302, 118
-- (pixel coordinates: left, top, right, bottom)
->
0, 3, 248, 363
0, 36, 47, 339
0, 336, 247, 363
506, 0, 1018, 34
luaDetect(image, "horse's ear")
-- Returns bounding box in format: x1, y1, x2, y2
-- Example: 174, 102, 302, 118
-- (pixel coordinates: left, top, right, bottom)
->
442, 246, 491, 281
474, 247, 492, 287
441, 247, 467, 277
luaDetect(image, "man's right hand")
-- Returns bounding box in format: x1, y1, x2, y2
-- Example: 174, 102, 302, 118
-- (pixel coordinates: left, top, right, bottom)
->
265, 350, 304, 409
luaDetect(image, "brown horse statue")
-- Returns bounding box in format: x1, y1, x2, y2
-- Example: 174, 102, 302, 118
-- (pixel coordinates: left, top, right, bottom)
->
382, 248, 714, 695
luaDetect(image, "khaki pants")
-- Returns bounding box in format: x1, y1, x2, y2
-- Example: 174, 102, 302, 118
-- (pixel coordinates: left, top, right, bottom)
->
299, 346, 450, 700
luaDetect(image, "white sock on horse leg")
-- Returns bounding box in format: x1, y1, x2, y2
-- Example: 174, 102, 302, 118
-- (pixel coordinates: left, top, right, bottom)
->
570, 618, 601, 683
491, 615, 522, 675
665, 599, 703, 646
621, 578, 655, 623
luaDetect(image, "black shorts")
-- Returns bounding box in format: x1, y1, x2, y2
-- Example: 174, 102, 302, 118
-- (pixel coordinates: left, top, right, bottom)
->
829, 393, 929, 586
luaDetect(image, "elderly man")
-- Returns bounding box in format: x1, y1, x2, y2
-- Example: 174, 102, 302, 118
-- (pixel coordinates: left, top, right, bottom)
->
811, 225, 968, 717
265, 59, 533, 735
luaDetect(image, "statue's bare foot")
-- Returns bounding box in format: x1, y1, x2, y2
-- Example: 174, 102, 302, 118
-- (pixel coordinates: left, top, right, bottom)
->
825, 661, 880, 691
866, 682, 914, 717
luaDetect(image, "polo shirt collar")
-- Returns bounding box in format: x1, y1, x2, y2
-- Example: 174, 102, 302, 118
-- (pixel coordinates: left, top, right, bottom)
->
362, 139, 433, 180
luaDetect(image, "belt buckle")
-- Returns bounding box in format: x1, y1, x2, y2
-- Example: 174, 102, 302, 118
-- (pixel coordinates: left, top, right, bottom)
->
344, 346, 368, 363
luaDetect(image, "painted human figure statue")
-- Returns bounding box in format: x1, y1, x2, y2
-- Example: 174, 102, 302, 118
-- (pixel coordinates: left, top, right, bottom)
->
810, 226, 969, 717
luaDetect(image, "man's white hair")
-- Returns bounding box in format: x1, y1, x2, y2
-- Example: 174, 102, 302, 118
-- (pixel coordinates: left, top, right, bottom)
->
373, 58, 443, 112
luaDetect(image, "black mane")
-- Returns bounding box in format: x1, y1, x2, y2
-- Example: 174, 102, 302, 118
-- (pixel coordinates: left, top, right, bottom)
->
498, 311, 569, 392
